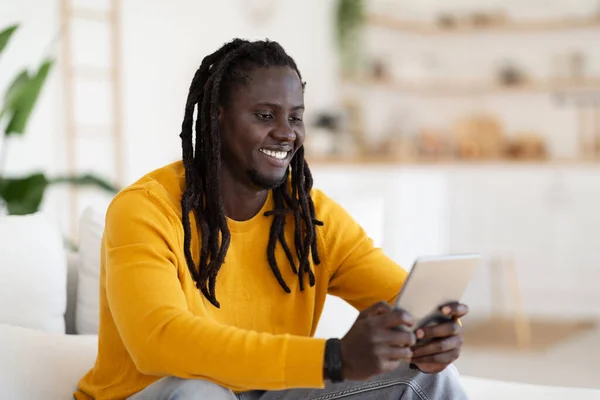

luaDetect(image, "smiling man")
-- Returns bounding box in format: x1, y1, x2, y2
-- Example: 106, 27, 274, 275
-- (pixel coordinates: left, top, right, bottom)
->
75, 39, 469, 400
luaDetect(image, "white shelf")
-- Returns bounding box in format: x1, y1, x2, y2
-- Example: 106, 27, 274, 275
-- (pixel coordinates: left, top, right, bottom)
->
368, 14, 600, 35
343, 76, 600, 96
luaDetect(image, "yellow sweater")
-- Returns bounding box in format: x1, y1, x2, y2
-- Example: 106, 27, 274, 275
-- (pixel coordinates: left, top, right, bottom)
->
75, 161, 408, 400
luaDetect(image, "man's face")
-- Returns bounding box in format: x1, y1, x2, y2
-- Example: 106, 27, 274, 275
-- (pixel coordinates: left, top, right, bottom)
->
219, 66, 305, 189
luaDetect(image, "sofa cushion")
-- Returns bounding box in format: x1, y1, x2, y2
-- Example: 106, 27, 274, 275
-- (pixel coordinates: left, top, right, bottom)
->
75, 206, 106, 334
0, 323, 97, 399
0, 212, 67, 333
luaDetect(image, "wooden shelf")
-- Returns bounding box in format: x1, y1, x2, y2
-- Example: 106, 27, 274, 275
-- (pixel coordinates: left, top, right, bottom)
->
368, 14, 600, 35
307, 156, 600, 167
343, 76, 600, 96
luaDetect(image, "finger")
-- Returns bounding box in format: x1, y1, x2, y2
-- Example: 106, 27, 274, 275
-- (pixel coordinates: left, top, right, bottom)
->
372, 329, 417, 347
439, 302, 469, 318
378, 360, 402, 374
375, 345, 413, 362
359, 301, 392, 319
411, 335, 462, 358
374, 308, 415, 329
411, 348, 460, 365
415, 320, 461, 341
411, 362, 446, 374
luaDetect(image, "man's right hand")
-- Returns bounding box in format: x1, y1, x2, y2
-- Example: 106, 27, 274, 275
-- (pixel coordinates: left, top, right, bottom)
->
340, 301, 416, 381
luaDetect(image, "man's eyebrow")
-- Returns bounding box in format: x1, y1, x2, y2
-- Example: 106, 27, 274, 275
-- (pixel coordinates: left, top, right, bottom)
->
253, 102, 304, 111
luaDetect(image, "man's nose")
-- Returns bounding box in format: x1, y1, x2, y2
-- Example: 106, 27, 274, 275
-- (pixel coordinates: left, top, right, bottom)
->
273, 118, 296, 142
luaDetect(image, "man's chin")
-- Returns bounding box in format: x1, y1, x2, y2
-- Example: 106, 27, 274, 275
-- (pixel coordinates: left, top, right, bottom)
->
247, 169, 288, 190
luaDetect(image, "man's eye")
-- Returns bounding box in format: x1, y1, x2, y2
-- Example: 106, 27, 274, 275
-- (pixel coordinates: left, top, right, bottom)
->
256, 113, 273, 120
289, 116, 303, 122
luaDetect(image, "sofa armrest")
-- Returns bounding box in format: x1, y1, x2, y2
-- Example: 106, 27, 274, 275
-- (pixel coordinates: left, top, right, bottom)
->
0, 324, 97, 399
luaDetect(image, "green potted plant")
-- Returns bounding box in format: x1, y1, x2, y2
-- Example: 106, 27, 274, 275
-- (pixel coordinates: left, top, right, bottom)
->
0, 24, 118, 216
334, 0, 365, 76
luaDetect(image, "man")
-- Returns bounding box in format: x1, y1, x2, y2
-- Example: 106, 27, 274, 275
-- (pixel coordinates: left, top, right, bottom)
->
75, 39, 469, 399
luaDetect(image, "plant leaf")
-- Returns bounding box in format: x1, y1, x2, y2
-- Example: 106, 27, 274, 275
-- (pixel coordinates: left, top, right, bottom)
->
335, 0, 364, 74
5, 59, 54, 135
0, 173, 48, 215
49, 174, 120, 193
4, 70, 30, 106
0, 70, 29, 122
0, 172, 119, 216
0, 24, 18, 55
335, 0, 364, 48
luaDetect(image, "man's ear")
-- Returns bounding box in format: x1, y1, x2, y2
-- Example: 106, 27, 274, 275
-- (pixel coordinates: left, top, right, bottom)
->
218, 106, 224, 125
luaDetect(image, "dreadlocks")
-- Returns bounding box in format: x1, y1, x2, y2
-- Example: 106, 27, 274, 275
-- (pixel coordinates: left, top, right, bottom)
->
179, 39, 323, 308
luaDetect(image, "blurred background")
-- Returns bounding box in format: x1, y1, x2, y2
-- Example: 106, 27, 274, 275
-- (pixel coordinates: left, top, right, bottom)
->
1, 0, 600, 391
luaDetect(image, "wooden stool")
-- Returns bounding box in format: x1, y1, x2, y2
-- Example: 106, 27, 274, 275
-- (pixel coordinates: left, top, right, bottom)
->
489, 255, 533, 349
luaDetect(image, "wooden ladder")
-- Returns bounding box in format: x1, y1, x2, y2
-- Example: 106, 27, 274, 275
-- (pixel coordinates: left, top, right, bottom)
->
59, 0, 123, 240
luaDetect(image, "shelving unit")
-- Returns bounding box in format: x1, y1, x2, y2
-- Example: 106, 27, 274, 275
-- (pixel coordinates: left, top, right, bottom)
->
306, 155, 600, 167
355, 11, 600, 96
335, 8, 600, 165
367, 14, 600, 35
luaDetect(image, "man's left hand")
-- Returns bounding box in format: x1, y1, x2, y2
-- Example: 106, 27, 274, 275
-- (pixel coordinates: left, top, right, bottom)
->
410, 302, 469, 374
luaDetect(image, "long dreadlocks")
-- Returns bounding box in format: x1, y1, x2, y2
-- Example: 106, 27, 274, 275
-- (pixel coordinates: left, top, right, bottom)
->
179, 39, 323, 308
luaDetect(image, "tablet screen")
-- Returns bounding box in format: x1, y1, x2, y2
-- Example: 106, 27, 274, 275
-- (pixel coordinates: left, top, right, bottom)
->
393, 253, 480, 328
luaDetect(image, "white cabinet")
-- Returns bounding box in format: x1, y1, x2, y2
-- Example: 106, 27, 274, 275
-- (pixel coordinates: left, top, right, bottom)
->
312, 166, 452, 269
312, 163, 600, 318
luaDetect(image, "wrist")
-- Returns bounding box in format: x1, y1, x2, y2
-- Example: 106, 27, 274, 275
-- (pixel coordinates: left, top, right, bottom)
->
324, 338, 344, 383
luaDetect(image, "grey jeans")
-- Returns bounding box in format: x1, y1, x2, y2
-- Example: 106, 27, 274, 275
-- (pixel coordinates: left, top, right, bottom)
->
128, 362, 468, 399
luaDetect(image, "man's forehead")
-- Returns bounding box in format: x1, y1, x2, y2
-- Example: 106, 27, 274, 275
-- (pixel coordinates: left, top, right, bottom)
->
241, 68, 303, 100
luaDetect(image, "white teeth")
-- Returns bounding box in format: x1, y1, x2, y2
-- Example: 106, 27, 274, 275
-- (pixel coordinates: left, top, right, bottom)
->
260, 149, 288, 159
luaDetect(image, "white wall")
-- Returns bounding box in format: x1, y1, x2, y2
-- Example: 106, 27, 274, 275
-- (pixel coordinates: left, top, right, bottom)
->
0, 0, 63, 178
0, 0, 340, 231
120, 0, 341, 184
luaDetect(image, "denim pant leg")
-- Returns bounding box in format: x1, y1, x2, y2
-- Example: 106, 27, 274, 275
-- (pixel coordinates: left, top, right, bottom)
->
127, 363, 468, 400
127, 377, 237, 400
257, 363, 468, 400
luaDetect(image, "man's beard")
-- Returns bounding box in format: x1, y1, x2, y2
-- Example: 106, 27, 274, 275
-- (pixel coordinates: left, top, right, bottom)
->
247, 169, 288, 189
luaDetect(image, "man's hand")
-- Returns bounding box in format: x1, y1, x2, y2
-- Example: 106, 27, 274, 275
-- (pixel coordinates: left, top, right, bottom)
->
339, 301, 416, 381
410, 302, 469, 374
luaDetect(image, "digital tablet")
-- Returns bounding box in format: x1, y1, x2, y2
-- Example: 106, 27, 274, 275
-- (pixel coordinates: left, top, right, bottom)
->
393, 253, 481, 331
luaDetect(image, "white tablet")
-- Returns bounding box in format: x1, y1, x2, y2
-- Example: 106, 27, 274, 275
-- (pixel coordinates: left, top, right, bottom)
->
393, 253, 481, 331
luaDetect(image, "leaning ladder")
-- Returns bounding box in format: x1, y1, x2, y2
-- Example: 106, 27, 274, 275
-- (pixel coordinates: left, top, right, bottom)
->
59, 0, 123, 240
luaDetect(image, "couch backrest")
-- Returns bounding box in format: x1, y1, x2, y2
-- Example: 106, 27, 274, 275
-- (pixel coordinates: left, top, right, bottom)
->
74, 207, 105, 335
66, 251, 80, 335
0, 212, 68, 334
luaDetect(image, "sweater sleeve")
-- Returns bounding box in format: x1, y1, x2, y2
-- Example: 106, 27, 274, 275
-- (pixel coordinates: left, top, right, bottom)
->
104, 187, 326, 391
317, 191, 409, 311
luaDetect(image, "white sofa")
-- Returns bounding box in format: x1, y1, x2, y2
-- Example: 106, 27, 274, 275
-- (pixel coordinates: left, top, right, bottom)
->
1, 210, 600, 400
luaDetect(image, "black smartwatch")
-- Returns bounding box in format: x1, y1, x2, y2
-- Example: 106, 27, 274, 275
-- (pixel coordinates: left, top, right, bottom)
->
324, 338, 344, 383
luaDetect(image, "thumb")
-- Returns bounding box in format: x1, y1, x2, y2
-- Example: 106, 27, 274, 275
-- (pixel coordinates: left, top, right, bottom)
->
358, 301, 392, 319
